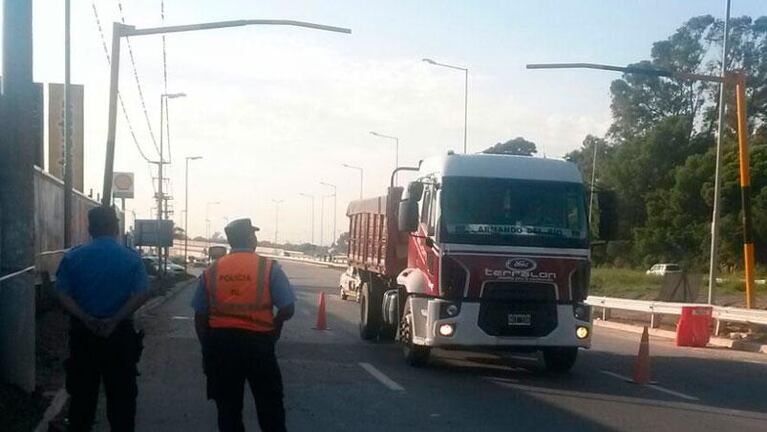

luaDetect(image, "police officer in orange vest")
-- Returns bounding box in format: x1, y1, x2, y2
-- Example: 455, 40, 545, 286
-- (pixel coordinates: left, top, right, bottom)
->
192, 218, 295, 432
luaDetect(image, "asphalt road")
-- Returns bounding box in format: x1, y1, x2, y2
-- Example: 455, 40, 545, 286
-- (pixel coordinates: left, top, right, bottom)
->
95, 260, 767, 431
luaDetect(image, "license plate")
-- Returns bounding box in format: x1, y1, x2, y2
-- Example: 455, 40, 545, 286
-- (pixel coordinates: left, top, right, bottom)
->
507, 313, 532, 326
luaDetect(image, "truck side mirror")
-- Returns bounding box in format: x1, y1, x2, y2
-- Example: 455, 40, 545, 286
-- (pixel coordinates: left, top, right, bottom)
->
398, 200, 419, 233
597, 190, 618, 241
406, 182, 424, 201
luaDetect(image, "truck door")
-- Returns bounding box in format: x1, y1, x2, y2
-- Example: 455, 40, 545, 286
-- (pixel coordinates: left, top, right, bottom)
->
417, 185, 439, 293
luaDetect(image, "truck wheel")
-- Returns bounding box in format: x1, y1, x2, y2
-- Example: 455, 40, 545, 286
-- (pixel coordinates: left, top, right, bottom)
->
359, 282, 381, 341
400, 305, 430, 366
542, 347, 578, 374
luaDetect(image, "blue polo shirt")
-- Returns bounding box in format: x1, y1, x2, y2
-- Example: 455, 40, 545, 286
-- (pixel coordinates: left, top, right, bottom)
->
191, 252, 295, 313
56, 236, 149, 318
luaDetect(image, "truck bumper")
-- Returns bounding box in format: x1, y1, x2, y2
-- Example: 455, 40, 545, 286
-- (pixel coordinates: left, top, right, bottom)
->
410, 298, 591, 349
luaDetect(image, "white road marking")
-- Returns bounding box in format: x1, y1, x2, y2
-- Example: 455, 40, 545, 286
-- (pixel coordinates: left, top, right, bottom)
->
601, 370, 699, 401
171, 316, 193, 320
358, 362, 405, 391
492, 381, 767, 421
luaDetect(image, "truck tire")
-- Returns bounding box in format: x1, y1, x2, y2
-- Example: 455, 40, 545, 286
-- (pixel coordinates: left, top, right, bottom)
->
359, 282, 382, 341
400, 302, 430, 366
542, 347, 578, 374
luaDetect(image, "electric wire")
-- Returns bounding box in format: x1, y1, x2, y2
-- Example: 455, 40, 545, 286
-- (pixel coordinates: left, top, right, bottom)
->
91, 2, 154, 165
115, 0, 161, 156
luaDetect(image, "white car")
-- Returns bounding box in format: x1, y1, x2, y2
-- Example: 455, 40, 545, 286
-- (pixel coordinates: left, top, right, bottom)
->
646, 263, 682, 276
339, 267, 361, 301
165, 262, 187, 276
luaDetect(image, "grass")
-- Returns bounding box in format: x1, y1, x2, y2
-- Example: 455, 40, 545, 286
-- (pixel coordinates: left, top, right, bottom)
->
589, 267, 757, 301
590, 268, 660, 299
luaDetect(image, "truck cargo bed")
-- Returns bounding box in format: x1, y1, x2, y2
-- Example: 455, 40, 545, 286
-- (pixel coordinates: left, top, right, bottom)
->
346, 187, 406, 278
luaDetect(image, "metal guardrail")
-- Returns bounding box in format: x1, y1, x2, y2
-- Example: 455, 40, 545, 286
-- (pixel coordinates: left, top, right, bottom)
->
586, 295, 767, 335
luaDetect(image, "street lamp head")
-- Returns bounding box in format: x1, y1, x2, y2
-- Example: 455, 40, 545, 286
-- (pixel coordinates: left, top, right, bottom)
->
422, 58, 436, 65
165, 92, 187, 99
320, 181, 336, 188
187, 155, 203, 161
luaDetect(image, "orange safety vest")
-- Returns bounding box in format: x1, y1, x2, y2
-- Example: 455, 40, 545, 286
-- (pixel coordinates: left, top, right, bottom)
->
205, 253, 275, 332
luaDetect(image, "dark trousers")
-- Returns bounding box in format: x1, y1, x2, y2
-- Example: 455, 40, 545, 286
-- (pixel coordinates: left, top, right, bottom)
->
65, 318, 142, 432
206, 328, 286, 432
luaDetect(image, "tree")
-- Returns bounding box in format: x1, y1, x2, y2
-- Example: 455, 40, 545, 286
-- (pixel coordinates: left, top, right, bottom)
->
484, 137, 537, 156
334, 232, 349, 252
211, 231, 226, 243
173, 226, 186, 240
564, 135, 612, 184
608, 16, 716, 142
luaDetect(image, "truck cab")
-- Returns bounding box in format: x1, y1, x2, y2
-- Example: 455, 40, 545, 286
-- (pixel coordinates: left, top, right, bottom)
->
348, 153, 616, 372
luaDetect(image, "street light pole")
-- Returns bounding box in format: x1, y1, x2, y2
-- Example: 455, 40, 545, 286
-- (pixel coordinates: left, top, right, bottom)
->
320, 182, 338, 246
423, 58, 469, 153
184, 156, 202, 270
369, 131, 399, 184
708, 0, 732, 304
342, 163, 363, 199
588, 141, 599, 224
320, 182, 337, 247
100, 20, 351, 205
299, 193, 315, 244
272, 199, 284, 244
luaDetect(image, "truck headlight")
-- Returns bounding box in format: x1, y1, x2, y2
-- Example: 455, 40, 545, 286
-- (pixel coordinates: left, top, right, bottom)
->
438, 323, 455, 337
576, 326, 590, 339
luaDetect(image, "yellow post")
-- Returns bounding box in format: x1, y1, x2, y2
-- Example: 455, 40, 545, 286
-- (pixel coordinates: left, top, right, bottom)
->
734, 72, 756, 308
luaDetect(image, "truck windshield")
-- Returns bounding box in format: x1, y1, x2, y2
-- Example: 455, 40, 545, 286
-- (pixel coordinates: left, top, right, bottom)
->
440, 177, 588, 249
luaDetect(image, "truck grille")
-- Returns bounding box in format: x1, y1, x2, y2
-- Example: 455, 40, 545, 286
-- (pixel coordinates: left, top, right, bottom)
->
478, 283, 557, 337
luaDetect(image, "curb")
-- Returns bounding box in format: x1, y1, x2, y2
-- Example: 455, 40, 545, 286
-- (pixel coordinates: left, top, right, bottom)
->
593, 319, 767, 354
135, 277, 197, 319
34, 277, 197, 431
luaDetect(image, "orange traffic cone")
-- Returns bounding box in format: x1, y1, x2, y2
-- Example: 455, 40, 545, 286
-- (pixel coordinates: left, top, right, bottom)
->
314, 291, 328, 330
632, 326, 651, 384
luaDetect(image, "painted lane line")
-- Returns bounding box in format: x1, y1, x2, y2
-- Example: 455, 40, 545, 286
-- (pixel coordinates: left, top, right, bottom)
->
358, 362, 405, 391
491, 381, 767, 422
601, 370, 699, 401
171, 316, 193, 320
646, 384, 700, 401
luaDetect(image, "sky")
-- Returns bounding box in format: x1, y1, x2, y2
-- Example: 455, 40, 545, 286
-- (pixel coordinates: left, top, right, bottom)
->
2, 0, 765, 245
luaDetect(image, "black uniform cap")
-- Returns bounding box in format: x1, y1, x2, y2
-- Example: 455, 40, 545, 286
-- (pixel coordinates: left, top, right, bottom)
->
224, 218, 260, 244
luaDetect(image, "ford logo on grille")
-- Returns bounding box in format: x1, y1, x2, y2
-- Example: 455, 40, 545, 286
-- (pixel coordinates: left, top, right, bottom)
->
506, 258, 537, 272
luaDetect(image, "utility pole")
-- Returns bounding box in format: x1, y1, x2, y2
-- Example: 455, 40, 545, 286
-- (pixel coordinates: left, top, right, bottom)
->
63, 0, 73, 247
0, 0, 36, 392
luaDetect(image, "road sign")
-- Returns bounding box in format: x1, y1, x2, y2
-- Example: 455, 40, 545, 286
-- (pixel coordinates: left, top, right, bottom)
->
112, 172, 134, 199
135, 219, 174, 247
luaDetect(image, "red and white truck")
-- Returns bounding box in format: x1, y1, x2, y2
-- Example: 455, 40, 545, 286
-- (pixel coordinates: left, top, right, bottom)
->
343, 153, 616, 372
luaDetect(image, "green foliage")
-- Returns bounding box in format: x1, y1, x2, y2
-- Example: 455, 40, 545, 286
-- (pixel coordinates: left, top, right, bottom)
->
577, 14, 767, 272
484, 137, 537, 156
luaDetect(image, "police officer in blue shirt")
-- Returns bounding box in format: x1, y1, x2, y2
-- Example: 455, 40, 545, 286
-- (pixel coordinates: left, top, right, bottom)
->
56, 206, 151, 432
